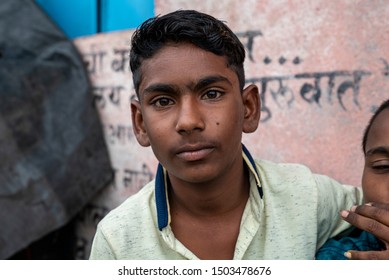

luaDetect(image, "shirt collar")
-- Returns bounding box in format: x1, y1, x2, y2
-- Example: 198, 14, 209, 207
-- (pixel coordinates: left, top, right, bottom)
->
155, 144, 262, 230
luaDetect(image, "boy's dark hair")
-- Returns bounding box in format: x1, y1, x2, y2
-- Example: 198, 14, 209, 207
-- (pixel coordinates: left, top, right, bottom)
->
362, 99, 389, 154
130, 10, 246, 96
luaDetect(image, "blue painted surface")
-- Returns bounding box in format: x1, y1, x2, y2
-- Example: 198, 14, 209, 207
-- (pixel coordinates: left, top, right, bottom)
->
101, 0, 154, 32
35, 0, 97, 38
34, 0, 155, 39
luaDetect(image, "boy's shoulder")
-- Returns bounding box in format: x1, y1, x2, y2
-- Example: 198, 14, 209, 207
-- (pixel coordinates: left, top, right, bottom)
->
255, 158, 363, 213
255, 158, 312, 172
255, 158, 315, 183
254, 158, 350, 195
91, 180, 164, 259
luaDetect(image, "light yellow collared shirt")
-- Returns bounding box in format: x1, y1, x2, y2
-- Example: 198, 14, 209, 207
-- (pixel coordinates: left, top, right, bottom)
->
90, 149, 363, 260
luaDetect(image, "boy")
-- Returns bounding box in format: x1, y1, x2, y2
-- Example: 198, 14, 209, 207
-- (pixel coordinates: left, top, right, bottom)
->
89, 10, 384, 260
316, 99, 389, 259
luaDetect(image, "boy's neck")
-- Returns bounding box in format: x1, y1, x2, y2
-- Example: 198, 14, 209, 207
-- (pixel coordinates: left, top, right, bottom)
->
167, 160, 250, 217
167, 159, 250, 260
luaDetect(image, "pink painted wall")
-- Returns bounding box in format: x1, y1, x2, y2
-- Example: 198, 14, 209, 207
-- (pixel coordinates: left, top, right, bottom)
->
72, 0, 389, 258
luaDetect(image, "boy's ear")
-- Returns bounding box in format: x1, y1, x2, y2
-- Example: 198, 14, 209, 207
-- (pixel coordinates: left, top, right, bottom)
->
131, 99, 151, 147
242, 84, 261, 133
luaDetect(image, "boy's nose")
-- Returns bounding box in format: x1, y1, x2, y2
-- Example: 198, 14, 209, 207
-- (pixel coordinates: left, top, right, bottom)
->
175, 97, 205, 134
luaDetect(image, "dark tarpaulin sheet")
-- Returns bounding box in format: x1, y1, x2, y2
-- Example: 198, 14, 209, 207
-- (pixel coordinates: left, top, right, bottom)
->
0, 0, 113, 259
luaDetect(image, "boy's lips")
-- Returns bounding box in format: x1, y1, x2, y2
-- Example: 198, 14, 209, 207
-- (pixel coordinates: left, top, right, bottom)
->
175, 144, 215, 161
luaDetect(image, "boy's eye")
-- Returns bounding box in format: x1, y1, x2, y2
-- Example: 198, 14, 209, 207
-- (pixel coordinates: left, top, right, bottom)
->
152, 97, 174, 107
371, 160, 389, 172
372, 165, 389, 170
202, 90, 222, 100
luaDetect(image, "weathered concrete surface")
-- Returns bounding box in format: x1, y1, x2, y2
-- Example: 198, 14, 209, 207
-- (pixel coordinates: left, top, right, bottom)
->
72, 0, 389, 258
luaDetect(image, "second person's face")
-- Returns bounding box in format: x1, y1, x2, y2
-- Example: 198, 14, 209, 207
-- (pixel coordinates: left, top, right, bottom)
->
362, 109, 389, 204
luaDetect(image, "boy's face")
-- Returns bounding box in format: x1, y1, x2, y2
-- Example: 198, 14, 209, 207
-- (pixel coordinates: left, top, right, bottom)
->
131, 43, 260, 184
362, 109, 389, 203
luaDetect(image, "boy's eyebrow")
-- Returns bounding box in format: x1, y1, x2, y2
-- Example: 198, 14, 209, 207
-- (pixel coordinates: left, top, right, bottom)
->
143, 83, 178, 96
366, 146, 389, 156
190, 75, 232, 92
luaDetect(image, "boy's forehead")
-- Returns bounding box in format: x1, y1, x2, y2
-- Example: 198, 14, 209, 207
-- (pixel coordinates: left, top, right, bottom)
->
138, 43, 238, 92
144, 42, 220, 64
371, 110, 389, 131
367, 109, 389, 146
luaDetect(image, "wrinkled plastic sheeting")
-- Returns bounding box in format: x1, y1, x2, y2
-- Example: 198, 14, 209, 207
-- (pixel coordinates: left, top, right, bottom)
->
0, 0, 113, 259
